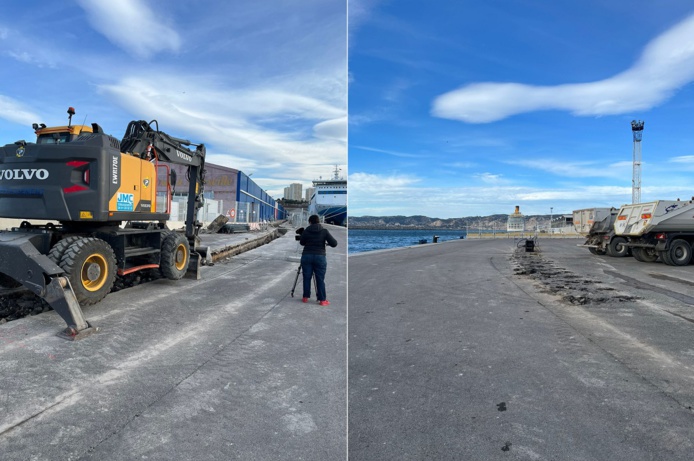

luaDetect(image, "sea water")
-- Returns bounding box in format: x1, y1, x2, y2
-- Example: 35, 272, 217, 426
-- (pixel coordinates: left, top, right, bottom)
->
348, 229, 469, 254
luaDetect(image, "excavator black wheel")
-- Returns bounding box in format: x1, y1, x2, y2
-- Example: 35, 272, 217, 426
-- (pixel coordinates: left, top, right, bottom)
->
59, 237, 117, 305
48, 236, 83, 264
160, 232, 190, 280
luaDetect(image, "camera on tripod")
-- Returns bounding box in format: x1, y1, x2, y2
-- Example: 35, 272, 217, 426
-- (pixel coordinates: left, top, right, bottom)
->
295, 227, 304, 241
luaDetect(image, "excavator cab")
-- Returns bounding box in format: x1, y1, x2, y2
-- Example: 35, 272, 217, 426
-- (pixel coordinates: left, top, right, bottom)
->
33, 107, 93, 144
34, 125, 93, 144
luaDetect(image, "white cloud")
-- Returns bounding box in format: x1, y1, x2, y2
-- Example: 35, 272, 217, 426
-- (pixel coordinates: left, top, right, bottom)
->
432, 14, 694, 123
383, 78, 413, 103
313, 116, 347, 142
76, 0, 181, 59
348, 171, 694, 218
0, 95, 42, 126
474, 172, 503, 184
0, 25, 61, 68
505, 158, 632, 179
349, 171, 421, 191
351, 145, 422, 158
97, 76, 345, 174
443, 161, 477, 168
670, 155, 694, 163
349, 0, 384, 41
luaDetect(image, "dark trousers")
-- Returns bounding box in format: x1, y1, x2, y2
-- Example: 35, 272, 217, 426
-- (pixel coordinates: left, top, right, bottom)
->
301, 253, 327, 301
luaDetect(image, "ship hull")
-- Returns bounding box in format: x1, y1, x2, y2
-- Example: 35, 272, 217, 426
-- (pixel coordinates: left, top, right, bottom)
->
308, 204, 347, 226
308, 167, 347, 226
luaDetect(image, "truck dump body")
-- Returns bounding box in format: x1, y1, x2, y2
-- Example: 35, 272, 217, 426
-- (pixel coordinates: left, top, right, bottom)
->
572, 207, 629, 257
614, 200, 694, 236
573, 208, 615, 235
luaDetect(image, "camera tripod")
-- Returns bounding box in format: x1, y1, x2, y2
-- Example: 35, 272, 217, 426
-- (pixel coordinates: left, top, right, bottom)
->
290, 264, 317, 298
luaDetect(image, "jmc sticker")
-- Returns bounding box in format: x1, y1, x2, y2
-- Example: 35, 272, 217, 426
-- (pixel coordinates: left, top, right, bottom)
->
117, 193, 134, 211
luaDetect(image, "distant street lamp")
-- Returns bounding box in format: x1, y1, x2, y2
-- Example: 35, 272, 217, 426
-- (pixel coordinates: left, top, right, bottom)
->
549, 207, 553, 235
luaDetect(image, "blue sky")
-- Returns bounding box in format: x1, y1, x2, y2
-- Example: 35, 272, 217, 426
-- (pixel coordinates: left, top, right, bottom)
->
349, 0, 694, 218
0, 0, 346, 199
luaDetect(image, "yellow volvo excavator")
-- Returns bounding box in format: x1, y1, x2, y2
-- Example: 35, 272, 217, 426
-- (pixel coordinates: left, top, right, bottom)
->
0, 108, 207, 339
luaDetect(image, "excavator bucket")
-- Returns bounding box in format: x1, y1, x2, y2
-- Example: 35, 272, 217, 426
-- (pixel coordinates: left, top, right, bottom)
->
0, 231, 97, 340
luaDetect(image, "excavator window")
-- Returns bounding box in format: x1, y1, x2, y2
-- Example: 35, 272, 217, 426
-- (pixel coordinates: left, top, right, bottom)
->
37, 132, 71, 144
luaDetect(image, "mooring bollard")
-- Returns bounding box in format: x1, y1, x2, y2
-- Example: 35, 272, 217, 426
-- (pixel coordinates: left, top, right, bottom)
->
433, 235, 439, 243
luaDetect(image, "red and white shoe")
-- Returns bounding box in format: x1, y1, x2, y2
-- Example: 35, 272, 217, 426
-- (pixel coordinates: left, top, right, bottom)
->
302, 297, 309, 303
318, 300, 330, 306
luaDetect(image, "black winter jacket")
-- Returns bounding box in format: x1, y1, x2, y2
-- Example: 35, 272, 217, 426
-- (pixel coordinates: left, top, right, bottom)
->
300, 224, 338, 255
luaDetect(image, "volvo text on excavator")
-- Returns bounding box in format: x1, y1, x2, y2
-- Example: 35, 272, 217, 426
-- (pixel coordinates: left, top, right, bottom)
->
0, 107, 206, 339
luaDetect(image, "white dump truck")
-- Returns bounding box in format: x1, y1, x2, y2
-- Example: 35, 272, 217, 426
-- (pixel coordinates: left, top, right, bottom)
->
614, 199, 694, 265
573, 207, 629, 257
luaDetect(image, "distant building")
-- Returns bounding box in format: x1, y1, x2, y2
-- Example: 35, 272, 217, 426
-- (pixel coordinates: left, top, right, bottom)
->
305, 187, 315, 202
289, 183, 303, 201
284, 183, 303, 201
507, 205, 525, 232
168, 162, 285, 222
550, 214, 574, 234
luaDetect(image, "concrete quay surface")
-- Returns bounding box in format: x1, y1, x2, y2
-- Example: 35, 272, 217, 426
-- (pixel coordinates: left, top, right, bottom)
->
349, 238, 694, 460
0, 224, 346, 461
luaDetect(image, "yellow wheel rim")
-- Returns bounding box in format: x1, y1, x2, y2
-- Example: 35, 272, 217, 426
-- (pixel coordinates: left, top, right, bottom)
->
81, 253, 108, 292
174, 243, 188, 271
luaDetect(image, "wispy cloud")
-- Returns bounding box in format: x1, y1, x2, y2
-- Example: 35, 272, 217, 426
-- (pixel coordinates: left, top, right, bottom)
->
474, 172, 504, 184
349, 170, 694, 217
505, 158, 632, 179
432, 14, 694, 123
95, 75, 345, 195
670, 155, 694, 163
76, 0, 181, 59
349, 0, 386, 43
351, 145, 422, 158
0, 95, 41, 125
313, 116, 347, 142
443, 161, 477, 168
382, 78, 414, 103
349, 171, 421, 191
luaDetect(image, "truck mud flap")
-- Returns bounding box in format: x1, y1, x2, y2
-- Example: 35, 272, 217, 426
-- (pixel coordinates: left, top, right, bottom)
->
0, 232, 96, 340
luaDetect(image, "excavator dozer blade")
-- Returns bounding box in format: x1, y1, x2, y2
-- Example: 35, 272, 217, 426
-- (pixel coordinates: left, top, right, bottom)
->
0, 232, 96, 340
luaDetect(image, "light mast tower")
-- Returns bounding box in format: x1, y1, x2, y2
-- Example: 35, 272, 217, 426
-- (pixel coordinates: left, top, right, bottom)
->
631, 120, 644, 204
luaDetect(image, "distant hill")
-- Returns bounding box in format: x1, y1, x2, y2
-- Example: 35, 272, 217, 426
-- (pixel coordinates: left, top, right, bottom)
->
348, 214, 554, 230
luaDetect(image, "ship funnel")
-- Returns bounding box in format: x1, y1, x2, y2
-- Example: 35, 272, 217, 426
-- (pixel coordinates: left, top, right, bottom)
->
514, 206, 520, 214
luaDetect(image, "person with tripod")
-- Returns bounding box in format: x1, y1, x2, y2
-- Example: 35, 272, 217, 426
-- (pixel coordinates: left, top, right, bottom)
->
299, 214, 338, 306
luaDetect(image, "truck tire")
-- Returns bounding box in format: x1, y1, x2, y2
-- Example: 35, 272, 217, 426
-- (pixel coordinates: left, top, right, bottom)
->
59, 237, 117, 305
588, 247, 600, 255
667, 239, 691, 266
160, 232, 190, 280
606, 237, 629, 257
632, 247, 658, 263
659, 249, 673, 266
48, 236, 83, 264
